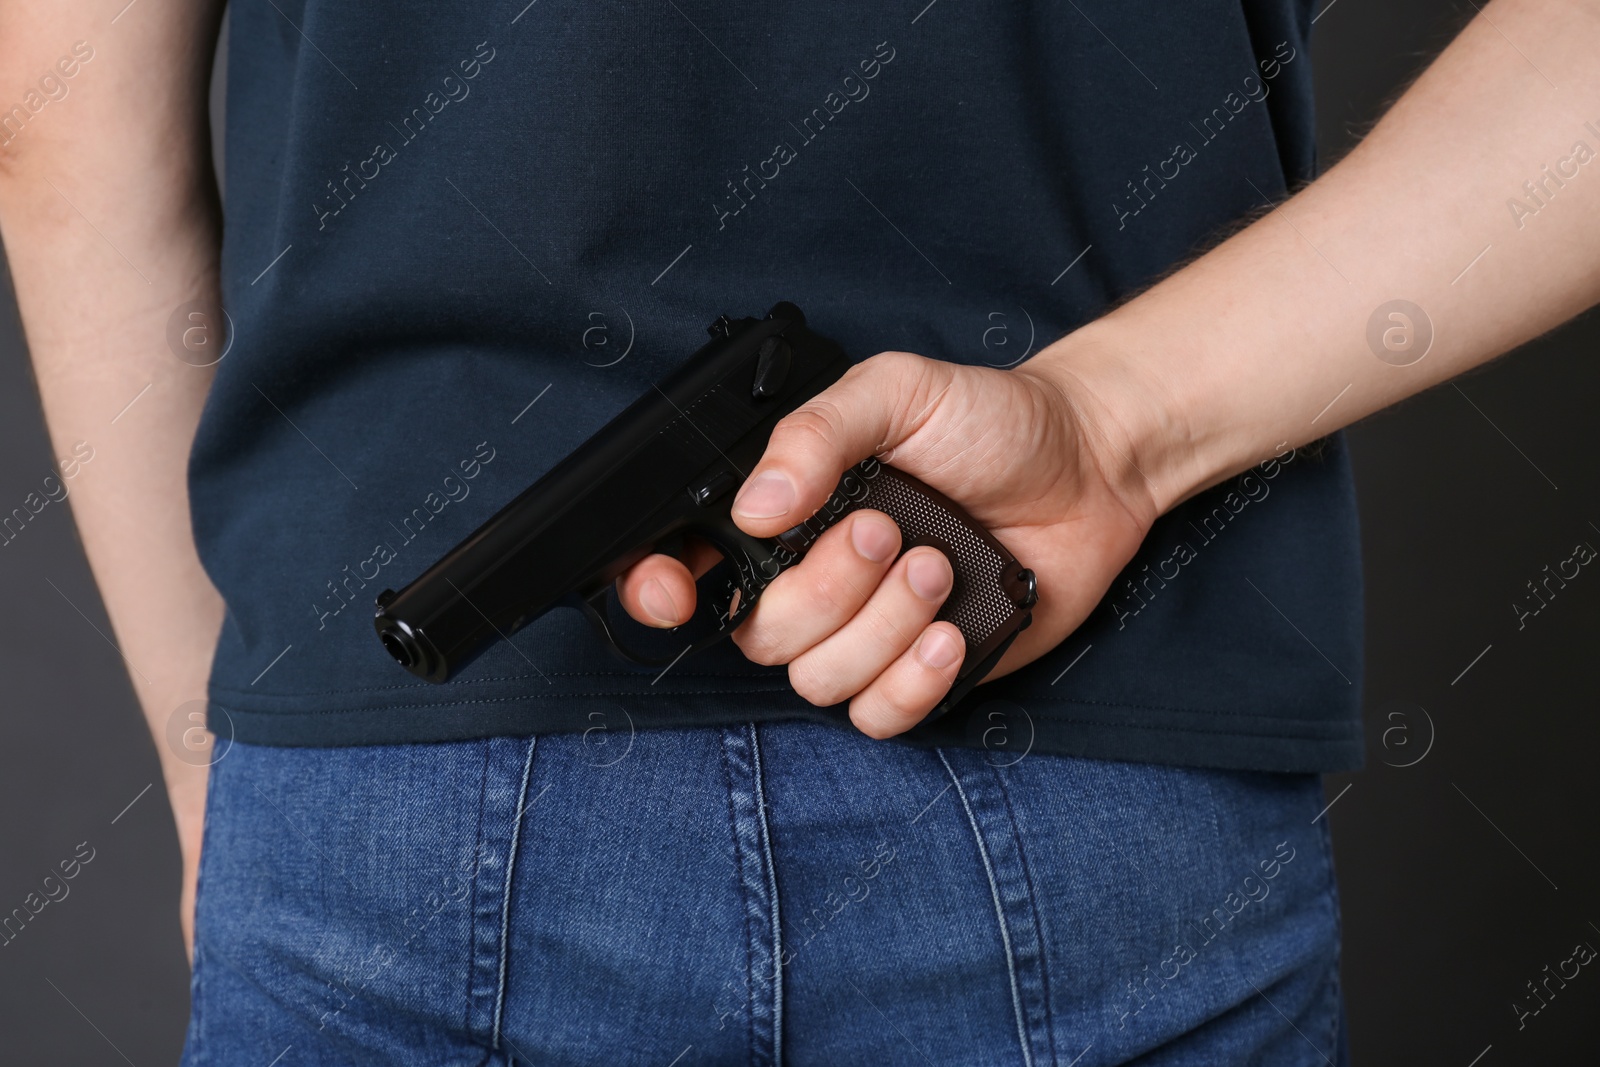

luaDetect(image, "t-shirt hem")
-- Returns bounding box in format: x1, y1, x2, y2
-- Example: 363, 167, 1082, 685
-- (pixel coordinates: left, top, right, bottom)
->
209, 685, 1363, 775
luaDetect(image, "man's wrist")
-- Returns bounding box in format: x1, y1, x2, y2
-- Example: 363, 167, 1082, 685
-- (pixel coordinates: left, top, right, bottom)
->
1020, 319, 1218, 522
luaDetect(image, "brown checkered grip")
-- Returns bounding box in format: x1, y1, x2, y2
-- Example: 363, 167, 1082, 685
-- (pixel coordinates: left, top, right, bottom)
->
775, 458, 1037, 720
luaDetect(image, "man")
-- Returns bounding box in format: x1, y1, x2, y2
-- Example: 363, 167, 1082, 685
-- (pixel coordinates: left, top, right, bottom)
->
1, 0, 1593, 1061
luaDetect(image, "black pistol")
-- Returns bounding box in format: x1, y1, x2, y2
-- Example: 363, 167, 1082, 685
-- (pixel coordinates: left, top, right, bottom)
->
373, 302, 1037, 721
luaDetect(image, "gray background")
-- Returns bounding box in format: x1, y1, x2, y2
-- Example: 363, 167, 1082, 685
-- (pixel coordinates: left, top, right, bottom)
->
1, 0, 1595, 1062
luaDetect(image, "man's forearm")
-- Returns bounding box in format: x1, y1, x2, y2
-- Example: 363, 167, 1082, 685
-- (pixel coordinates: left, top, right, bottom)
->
0, 0, 226, 845
1031, 0, 1600, 516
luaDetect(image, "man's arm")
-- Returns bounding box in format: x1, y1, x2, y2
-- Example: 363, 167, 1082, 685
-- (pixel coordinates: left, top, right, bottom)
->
0, 0, 226, 958
616, 0, 1600, 736
1039, 0, 1600, 516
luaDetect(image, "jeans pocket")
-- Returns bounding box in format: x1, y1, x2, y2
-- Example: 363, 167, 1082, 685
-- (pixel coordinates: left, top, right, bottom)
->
180, 735, 538, 1065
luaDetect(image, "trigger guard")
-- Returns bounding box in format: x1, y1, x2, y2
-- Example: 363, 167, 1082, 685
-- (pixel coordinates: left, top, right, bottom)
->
574, 504, 789, 670
709, 565, 762, 634
575, 561, 760, 670
576, 586, 664, 667
687, 516, 793, 632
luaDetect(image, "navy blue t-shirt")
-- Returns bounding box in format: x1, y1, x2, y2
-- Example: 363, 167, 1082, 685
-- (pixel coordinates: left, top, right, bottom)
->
193, 0, 1363, 772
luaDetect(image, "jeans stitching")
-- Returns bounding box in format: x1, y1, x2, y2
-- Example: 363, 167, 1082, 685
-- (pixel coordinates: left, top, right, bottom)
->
720, 727, 757, 1067
462, 741, 494, 1039
184, 758, 226, 1063
491, 735, 538, 1050
749, 723, 784, 1067
990, 766, 1058, 1067
1316, 802, 1345, 1064
936, 748, 1035, 1067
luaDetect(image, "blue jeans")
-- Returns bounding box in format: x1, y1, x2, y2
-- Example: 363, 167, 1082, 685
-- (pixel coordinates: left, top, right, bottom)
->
182, 720, 1346, 1065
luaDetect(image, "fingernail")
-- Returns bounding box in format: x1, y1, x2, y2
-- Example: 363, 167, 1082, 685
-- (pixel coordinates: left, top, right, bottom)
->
918, 628, 960, 670
906, 551, 953, 601
639, 579, 679, 625
732, 470, 795, 519
850, 513, 898, 563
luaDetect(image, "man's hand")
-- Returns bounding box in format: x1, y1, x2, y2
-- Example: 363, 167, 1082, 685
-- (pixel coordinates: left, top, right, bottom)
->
616, 0, 1600, 740
615, 349, 1155, 738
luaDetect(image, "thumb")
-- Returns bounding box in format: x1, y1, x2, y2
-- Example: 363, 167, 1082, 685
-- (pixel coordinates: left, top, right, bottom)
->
730, 351, 946, 536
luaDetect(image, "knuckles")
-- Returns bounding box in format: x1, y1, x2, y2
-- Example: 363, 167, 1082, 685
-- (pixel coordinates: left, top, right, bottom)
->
787, 657, 850, 707
849, 701, 905, 740
802, 558, 869, 616
767, 350, 933, 459
730, 523, 887, 666
859, 348, 926, 378
771, 399, 849, 459
730, 624, 787, 667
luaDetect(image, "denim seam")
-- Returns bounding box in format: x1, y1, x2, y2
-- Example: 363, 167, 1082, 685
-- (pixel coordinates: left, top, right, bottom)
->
719, 725, 780, 1066
187, 944, 204, 1064
1316, 806, 1345, 1064
187, 758, 226, 1062
491, 735, 538, 1050
1327, 899, 1343, 1065
1199, 773, 1224, 878
719, 728, 758, 1067
991, 767, 1058, 1067
750, 724, 785, 1067
936, 749, 1035, 1067
462, 740, 497, 1042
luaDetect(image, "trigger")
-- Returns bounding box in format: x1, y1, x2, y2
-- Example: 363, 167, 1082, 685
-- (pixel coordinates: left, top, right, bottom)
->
654, 530, 689, 559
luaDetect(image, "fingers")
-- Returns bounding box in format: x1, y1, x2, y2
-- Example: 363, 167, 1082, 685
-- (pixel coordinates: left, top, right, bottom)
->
622, 512, 965, 737
785, 546, 955, 709
730, 351, 948, 537
848, 622, 966, 739
615, 536, 723, 627
731, 510, 902, 664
